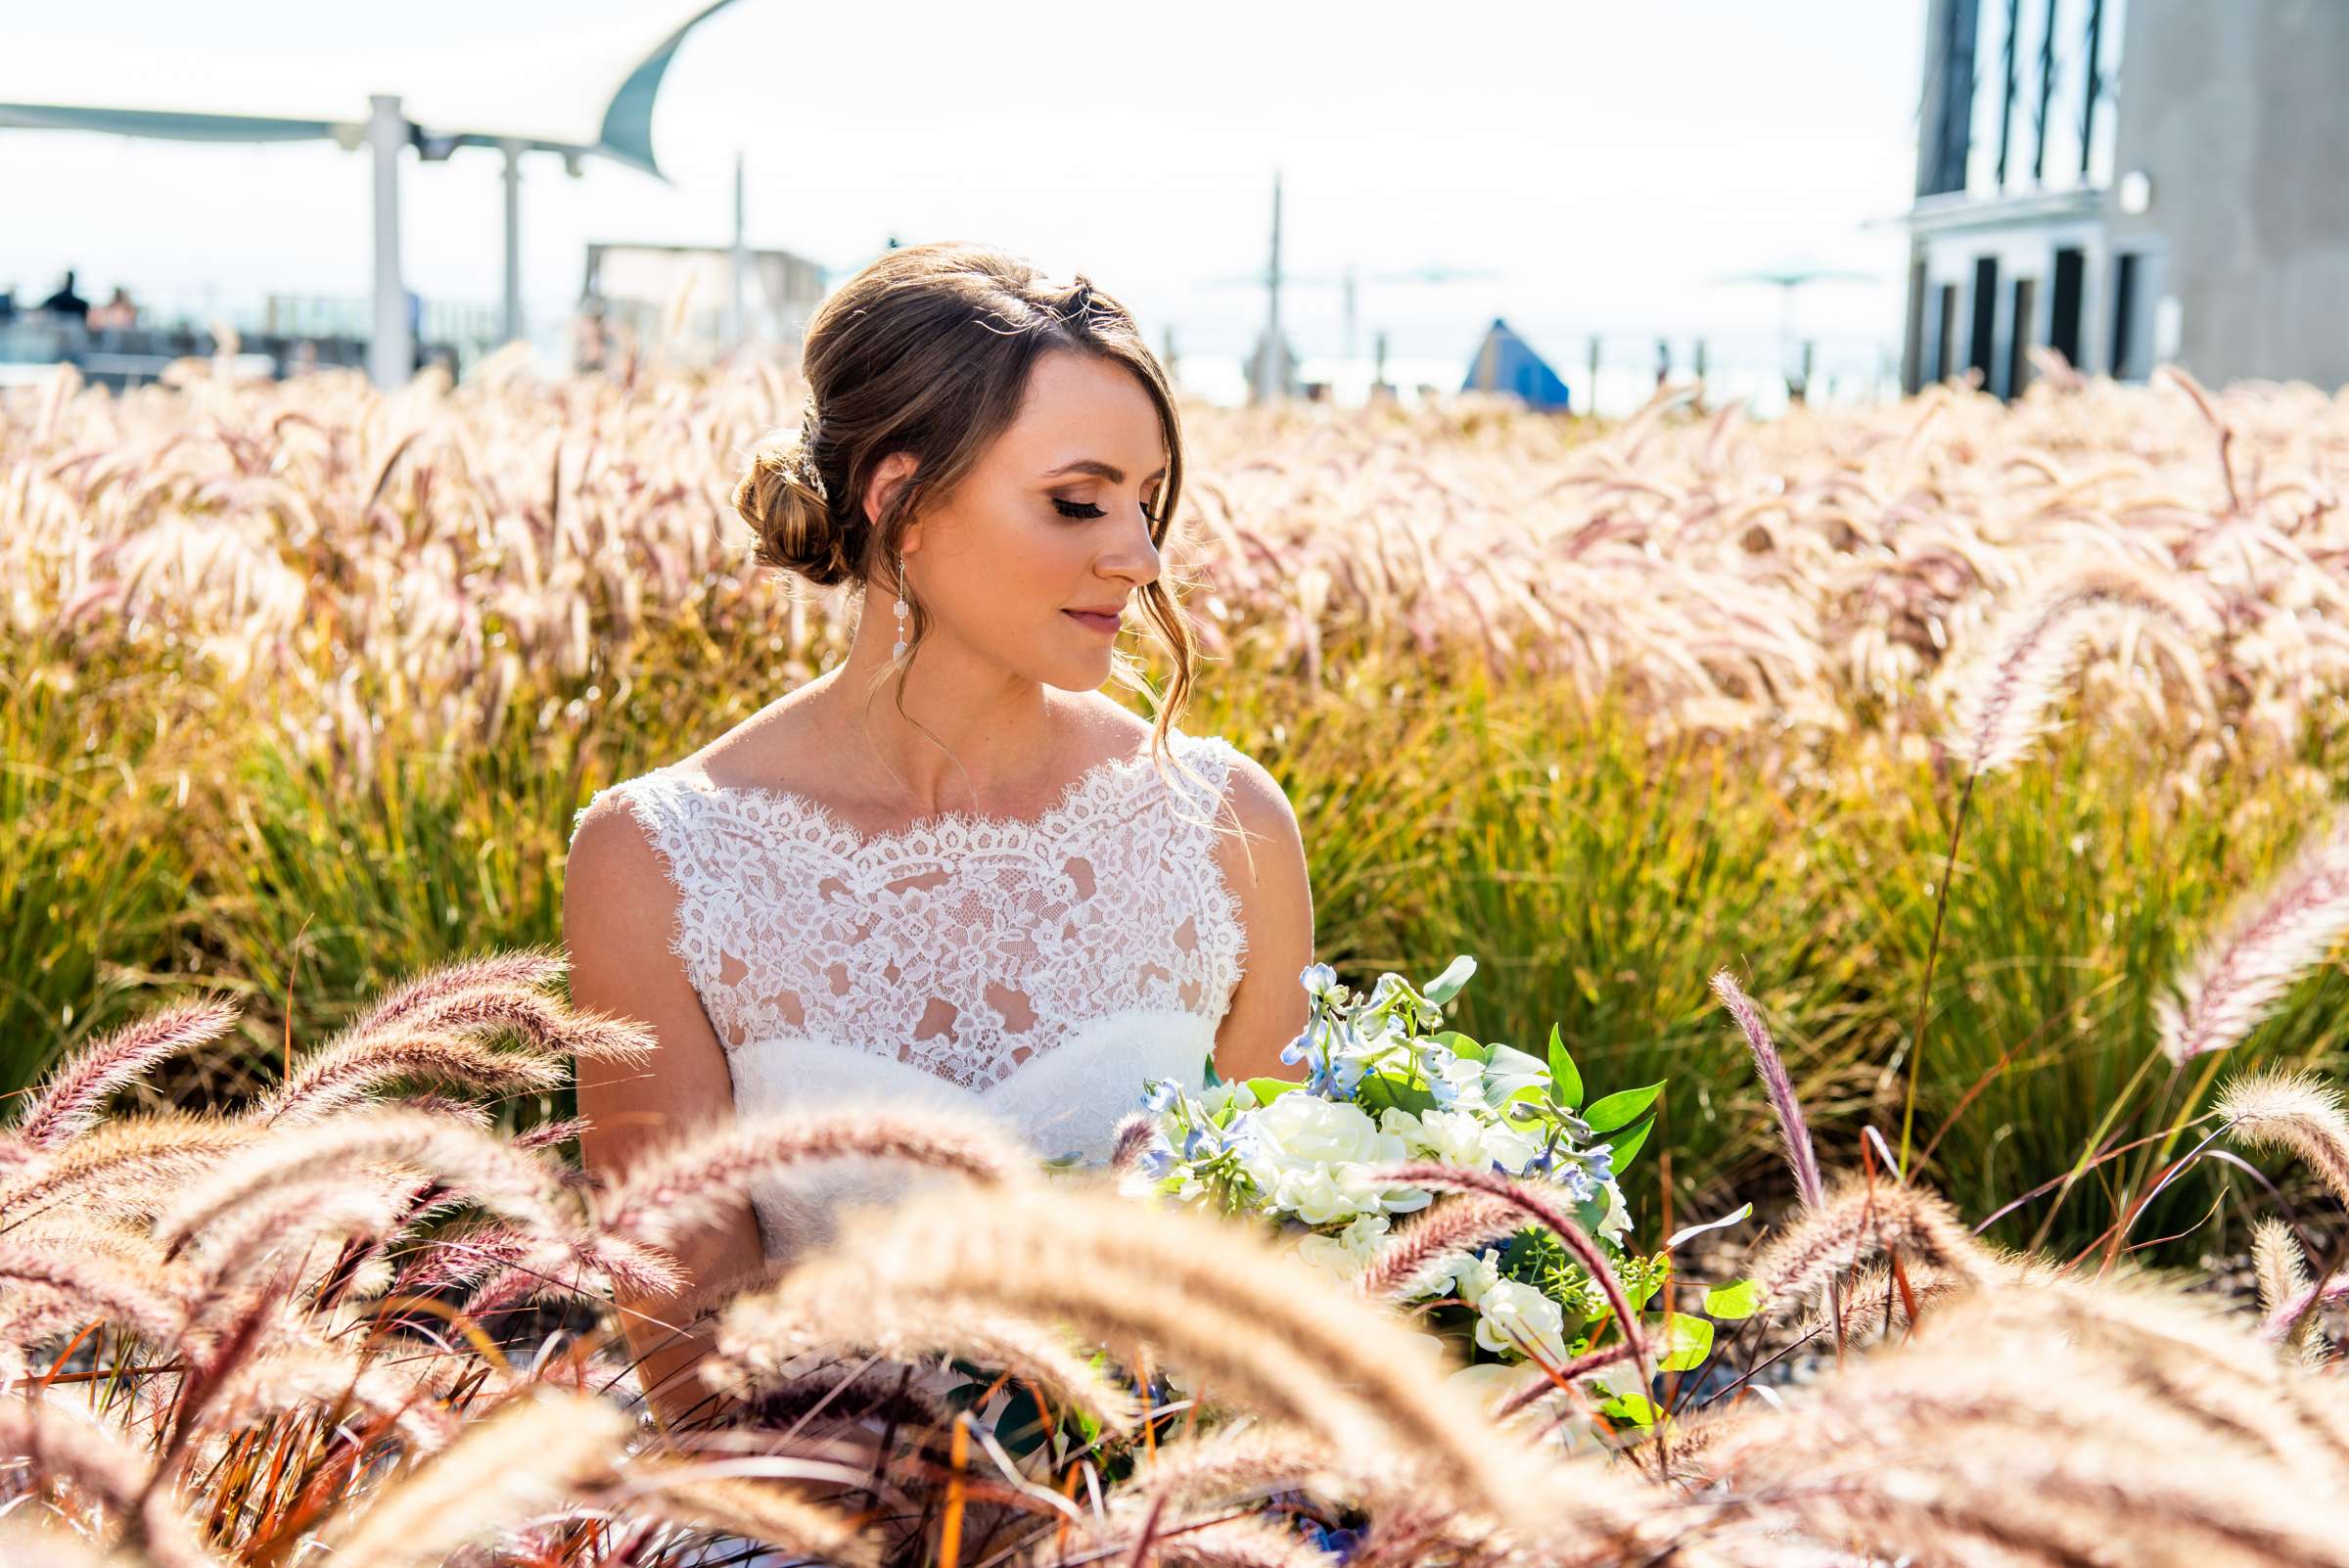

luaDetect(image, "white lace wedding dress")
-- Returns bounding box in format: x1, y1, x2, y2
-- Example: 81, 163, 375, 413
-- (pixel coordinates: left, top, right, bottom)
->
578, 726, 1250, 1260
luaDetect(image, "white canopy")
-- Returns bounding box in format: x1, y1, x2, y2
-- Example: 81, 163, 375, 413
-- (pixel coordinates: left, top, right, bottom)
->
0, 2, 743, 379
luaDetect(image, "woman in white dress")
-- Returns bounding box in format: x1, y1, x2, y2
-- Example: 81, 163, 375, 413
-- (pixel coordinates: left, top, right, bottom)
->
562, 241, 1314, 1430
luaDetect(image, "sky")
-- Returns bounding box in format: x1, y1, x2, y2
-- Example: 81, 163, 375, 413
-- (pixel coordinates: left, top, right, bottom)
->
0, 0, 1928, 386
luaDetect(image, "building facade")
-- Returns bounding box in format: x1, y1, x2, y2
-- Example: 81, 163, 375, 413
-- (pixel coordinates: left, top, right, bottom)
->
1901, 0, 2349, 397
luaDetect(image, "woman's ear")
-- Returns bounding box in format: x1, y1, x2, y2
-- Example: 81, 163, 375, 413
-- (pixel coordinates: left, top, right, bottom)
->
862, 451, 919, 536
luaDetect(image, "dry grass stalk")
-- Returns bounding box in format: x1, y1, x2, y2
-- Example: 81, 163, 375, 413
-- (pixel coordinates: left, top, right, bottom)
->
1709, 968, 1823, 1208
322, 1389, 630, 1568
2250, 1216, 2326, 1361
736, 1179, 1550, 1533
2217, 1068, 2349, 1210
1353, 1191, 1526, 1300
617, 1464, 880, 1568
11, 998, 240, 1149
153, 1107, 575, 1255
714, 1292, 1142, 1437
1942, 558, 2213, 777
592, 1106, 1031, 1247
0, 1397, 215, 1568
2160, 813, 2349, 1063
1747, 1172, 1999, 1314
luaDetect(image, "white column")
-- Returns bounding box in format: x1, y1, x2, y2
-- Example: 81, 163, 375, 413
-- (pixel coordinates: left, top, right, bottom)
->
726, 149, 748, 352
500, 139, 525, 345
1255, 170, 1284, 404
367, 95, 411, 389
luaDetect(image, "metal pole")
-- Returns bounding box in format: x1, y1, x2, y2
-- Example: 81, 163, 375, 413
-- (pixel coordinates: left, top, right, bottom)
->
500, 138, 525, 345
1254, 170, 1284, 405
727, 149, 748, 352
367, 95, 411, 389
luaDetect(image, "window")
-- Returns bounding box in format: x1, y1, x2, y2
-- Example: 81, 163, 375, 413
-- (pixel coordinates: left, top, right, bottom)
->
2050, 248, 2085, 367
1935, 283, 1960, 384
2110, 252, 2142, 379
1969, 256, 2002, 385
2010, 0, 2049, 185
2008, 275, 2039, 396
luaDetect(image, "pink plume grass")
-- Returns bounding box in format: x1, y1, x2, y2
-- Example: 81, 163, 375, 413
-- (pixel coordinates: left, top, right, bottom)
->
1943, 560, 2213, 778
1711, 969, 1823, 1208
594, 1106, 1030, 1247
2158, 810, 2349, 1064
12, 997, 240, 1148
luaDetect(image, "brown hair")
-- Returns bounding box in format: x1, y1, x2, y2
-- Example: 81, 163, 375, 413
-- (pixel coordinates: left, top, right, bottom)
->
732, 241, 1218, 816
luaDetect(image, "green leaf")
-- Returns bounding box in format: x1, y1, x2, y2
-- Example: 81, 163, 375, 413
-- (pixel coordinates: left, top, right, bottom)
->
1433, 1030, 1488, 1062
1597, 1386, 1658, 1427
1603, 1115, 1654, 1172
1248, 1077, 1302, 1106
1666, 1201, 1753, 1251
1703, 1278, 1763, 1321
1584, 1081, 1665, 1134
1201, 1057, 1224, 1088
1423, 953, 1477, 1005
1545, 1023, 1584, 1109
1358, 1074, 1437, 1118
1658, 1312, 1715, 1372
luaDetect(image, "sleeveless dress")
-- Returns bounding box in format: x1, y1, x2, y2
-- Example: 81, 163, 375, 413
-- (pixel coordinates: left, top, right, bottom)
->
576, 726, 1251, 1260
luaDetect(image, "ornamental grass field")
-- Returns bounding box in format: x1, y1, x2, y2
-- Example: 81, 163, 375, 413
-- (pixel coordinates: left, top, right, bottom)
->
9, 351, 2349, 1563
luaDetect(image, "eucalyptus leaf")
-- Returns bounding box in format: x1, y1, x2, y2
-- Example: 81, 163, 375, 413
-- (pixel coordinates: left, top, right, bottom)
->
1703, 1278, 1763, 1320
1545, 1023, 1585, 1109
1434, 1030, 1489, 1062
1584, 1081, 1666, 1134
1658, 1312, 1715, 1373
1248, 1077, 1302, 1106
1423, 953, 1477, 1005
1602, 1115, 1654, 1173
1597, 1386, 1658, 1427
1665, 1201, 1753, 1251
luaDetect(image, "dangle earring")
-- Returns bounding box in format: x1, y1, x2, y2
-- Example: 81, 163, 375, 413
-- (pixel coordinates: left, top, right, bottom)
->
891, 558, 909, 661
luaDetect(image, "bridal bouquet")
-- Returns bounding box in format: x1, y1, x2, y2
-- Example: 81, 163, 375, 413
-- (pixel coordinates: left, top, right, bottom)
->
1134, 956, 1744, 1432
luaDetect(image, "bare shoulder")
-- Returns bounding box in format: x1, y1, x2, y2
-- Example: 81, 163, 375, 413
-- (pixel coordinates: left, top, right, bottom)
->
1197, 732, 1314, 1082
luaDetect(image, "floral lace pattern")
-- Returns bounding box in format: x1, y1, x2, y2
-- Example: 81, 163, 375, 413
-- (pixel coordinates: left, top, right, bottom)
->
581, 730, 1251, 1091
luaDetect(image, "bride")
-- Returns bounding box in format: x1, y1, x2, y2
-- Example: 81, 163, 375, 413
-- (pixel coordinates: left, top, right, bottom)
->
562, 241, 1313, 1427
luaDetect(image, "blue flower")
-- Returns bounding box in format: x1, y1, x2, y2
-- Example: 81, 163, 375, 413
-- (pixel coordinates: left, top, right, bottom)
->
1300, 962, 1339, 997
1583, 1143, 1616, 1185
1560, 1164, 1597, 1203
1138, 1143, 1175, 1179
1140, 1078, 1182, 1114
1279, 1027, 1314, 1066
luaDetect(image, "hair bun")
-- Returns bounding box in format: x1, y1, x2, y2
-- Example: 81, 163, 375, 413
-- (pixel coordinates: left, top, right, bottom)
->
735, 421, 855, 587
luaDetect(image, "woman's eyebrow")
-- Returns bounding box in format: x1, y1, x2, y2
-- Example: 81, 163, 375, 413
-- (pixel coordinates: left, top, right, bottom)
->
1041, 459, 1170, 484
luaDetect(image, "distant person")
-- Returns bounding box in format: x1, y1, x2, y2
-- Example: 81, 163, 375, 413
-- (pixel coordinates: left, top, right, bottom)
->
37, 270, 90, 324
86, 286, 138, 331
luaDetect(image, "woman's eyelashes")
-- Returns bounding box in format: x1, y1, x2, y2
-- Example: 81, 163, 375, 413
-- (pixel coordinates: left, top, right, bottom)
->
1052, 496, 1163, 524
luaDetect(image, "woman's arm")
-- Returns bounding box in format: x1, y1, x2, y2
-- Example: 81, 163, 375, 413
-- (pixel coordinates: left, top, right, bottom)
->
563, 794, 770, 1433
1209, 754, 1316, 1084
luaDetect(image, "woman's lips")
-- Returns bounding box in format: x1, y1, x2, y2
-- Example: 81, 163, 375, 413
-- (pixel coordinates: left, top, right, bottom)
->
1063, 610, 1121, 635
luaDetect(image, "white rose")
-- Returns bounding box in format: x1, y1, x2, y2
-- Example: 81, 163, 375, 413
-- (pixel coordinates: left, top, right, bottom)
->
1408, 1107, 1540, 1175
1448, 1246, 1504, 1308
1275, 1163, 1384, 1225
1296, 1212, 1392, 1280
1473, 1277, 1570, 1363
1253, 1095, 1398, 1167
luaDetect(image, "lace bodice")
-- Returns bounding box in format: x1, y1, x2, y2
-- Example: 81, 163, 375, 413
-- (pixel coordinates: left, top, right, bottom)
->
576, 727, 1251, 1255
